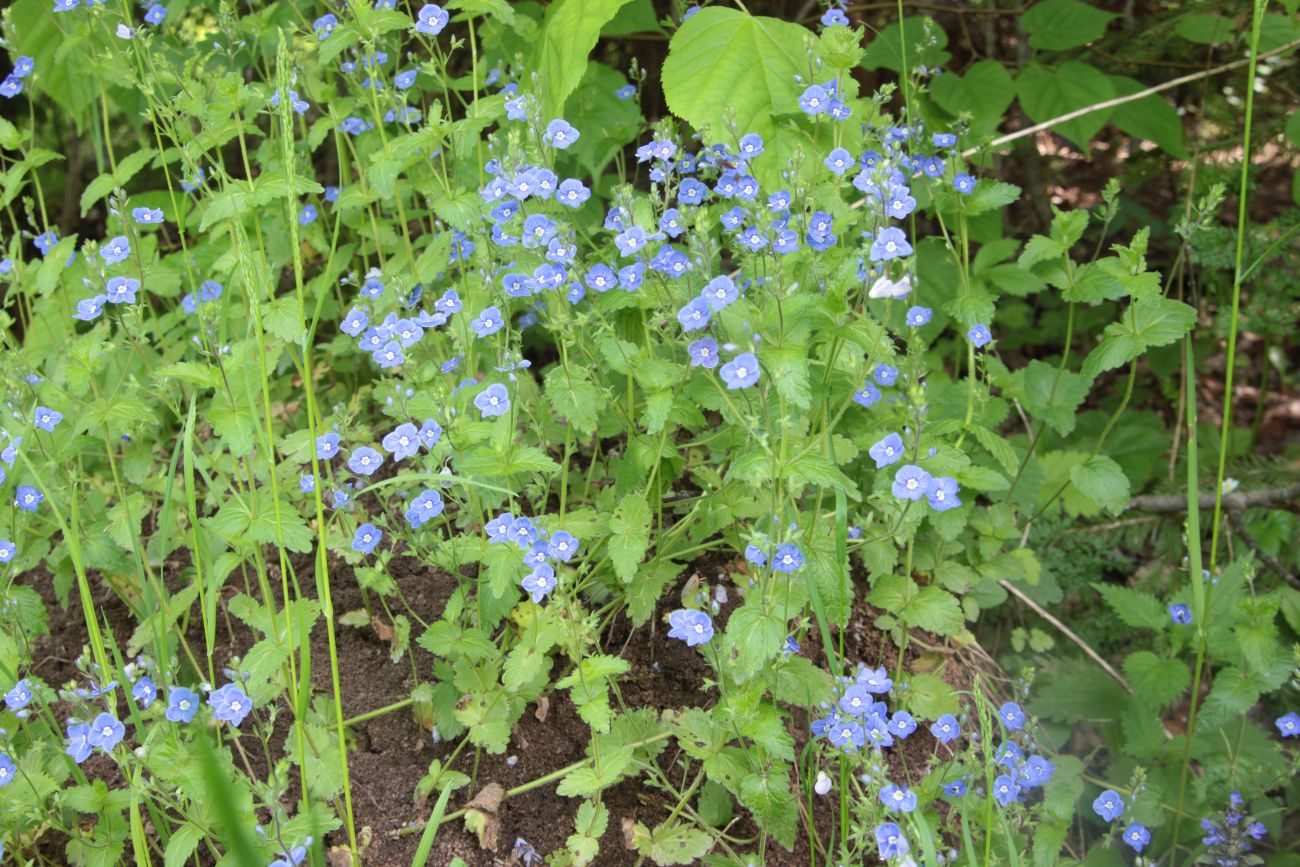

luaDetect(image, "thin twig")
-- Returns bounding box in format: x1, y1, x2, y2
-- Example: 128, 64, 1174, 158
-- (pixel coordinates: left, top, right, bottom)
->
1127, 482, 1300, 515
1228, 512, 1300, 590
997, 579, 1132, 694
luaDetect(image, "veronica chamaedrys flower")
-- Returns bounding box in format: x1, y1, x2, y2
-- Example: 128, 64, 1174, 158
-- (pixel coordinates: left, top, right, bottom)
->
405, 490, 443, 528
838, 684, 872, 716
999, 701, 1026, 731
132, 207, 163, 224
347, 446, 383, 476
1122, 823, 1150, 853
209, 683, 252, 727
613, 226, 651, 257
0, 540, 14, 564
1020, 755, 1055, 788
0, 754, 15, 787
858, 666, 892, 694
105, 276, 140, 304
74, 294, 107, 321
5, 680, 32, 712
967, 324, 993, 348
470, 306, 505, 338
870, 227, 912, 262
373, 341, 405, 369
875, 822, 908, 859
546, 531, 579, 562
544, 119, 580, 149
352, 523, 382, 555
15, 485, 43, 512
313, 13, 337, 38
65, 722, 92, 763
556, 179, 590, 208
414, 3, 449, 34
687, 337, 719, 369
667, 609, 713, 646
677, 297, 711, 332
880, 784, 917, 813
299, 204, 317, 226
927, 477, 961, 511
700, 275, 738, 311
0, 76, 22, 99
33, 406, 62, 432
892, 465, 932, 501
953, 173, 976, 194
1093, 789, 1125, 822
744, 544, 766, 567
88, 712, 125, 751
799, 84, 829, 114
316, 432, 340, 460
828, 719, 864, 750
521, 564, 556, 603
100, 236, 130, 265
873, 364, 899, 387
475, 383, 510, 418
905, 306, 931, 327
771, 543, 804, 573
993, 774, 1021, 806
853, 381, 882, 409
931, 714, 960, 743
299, 475, 315, 494
1276, 711, 1299, 737
1169, 603, 1192, 624
418, 419, 442, 449
165, 687, 199, 723
720, 352, 760, 390
868, 433, 904, 469
381, 423, 420, 461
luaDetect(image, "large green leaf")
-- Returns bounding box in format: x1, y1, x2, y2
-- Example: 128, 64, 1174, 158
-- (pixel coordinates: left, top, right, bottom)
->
930, 59, 1015, 122
1022, 0, 1116, 51
1082, 296, 1196, 381
1109, 75, 1188, 158
1017, 61, 1115, 147
662, 7, 808, 146
861, 16, 950, 73
533, 0, 635, 119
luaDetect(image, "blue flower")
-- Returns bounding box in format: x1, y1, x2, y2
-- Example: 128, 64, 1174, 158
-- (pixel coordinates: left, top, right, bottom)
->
544, 119, 580, 149
905, 306, 932, 327
884, 185, 916, 219
15, 485, 43, 512
667, 609, 714, 646
33, 406, 63, 432
507, 517, 539, 549
316, 432, 340, 460
888, 710, 918, 738
824, 147, 853, 175
299, 204, 317, 225
891, 465, 932, 500
822, 8, 849, 26
0, 540, 15, 564
942, 780, 968, 798
144, 4, 166, 24
933, 132, 957, 148
470, 306, 505, 338
1021, 755, 1055, 788
874, 822, 909, 859
953, 173, 976, 194
993, 774, 1021, 806
719, 352, 760, 390
926, 477, 961, 511
314, 13, 338, 38
132, 207, 164, 224
827, 718, 865, 750
131, 676, 157, 708
485, 512, 513, 542
1275, 711, 1299, 737
556, 179, 590, 208
1169, 603, 1192, 625
88, 712, 126, 751
521, 564, 557, 603
999, 701, 1026, 731
65, 722, 92, 763
352, 523, 383, 555
868, 433, 905, 468
415, 3, 449, 34
0, 76, 24, 98
772, 543, 804, 572
677, 297, 712, 332
614, 226, 652, 257
858, 666, 893, 694
419, 419, 443, 449
374, 341, 405, 368
4, 679, 32, 711
12, 57, 34, 78
546, 531, 579, 562
1093, 789, 1125, 822
300, 475, 315, 494
382, 423, 421, 461
475, 383, 511, 418
209, 683, 253, 727
881, 783, 917, 813
995, 740, 1023, 766
744, 544, 767, 567
0, 754, 14, 787
405, 490, 444, 528
968, 324, 992, 347
1123, 823, 1150, 853
853, 381, 882, 408
870, 227, 912, 261
702, 275, 738, 310
615, 84, 637, 100
873, 364, 899, 386
347, 447, 383, 476
799, 84, 830, 115
74, 294, 108, 321
930, 713, 961, 743
100, 235, 130, 265
105, 276, 140, 304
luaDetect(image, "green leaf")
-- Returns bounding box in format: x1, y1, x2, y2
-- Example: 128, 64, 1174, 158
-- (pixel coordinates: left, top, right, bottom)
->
545, 365, 604, 436
1109, 75, 1188, 158
1022, 0, 1116, 51
1017, 61, 1115, 147
663, 8, 807, 148
163, 823, 203, 867
1069, 455, 1130, 515
739, 772, 797, 850
1123, 651, 1190, 708
1177, 13, 1235, 44
903, 672, 960, 719
533, 0, 635, 119
930, 59, 1015, 122
633, 821, 713, 866
861, 16, 950, 73
1018, 359, 1090, 436
1082, 297, 1196, 381
608, 493, 652, 583
962, 180, 1022, 217
723, 602, 785, 682
1092, 582, 1166, 630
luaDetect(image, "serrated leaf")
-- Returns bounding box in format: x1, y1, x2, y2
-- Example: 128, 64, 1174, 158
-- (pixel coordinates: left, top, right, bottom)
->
1123, 651, 1190, 708
608, 493, 652, 583
1069, 454, 1130, 515
534, 0, 636, 118
1082, 297, 1196, 380
545, 365, 603, 436
1092, 582, 1166, 630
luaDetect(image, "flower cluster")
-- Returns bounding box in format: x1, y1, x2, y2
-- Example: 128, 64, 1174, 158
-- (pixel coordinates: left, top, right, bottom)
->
484, 512, 580, 604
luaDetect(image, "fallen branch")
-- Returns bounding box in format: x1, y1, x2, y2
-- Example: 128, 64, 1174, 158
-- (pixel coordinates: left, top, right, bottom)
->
1127, 482, 1300, 515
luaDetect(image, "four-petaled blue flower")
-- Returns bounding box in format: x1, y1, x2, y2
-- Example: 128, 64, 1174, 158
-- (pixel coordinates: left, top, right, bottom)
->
546, 531, 579, 562
667, 609, 714, 646
33, 406, 62, 432
405, 490, 444, 528
993, 774, 1021, 806
875, 822, 909, 859
891, 465, 932, 501
931, 714, 961, 743
688, 337, 719, 369
105, 277, 140, 304
65, 722, 92, 763
1275, 711, 1299, 737
88, 712, 125, 751
132, 675, 157, 708
0, 754, 14, 787
209, 683, 253, 727
353, 523, 383, 555
475, 383, 511, 418
968, 324, 993, 348
133, 207, 164, 224
544, 119, 580, 149
1123, 823, 1150, 853
348, 446, 383, 476
166, 686, 200, 723
677, 297, 712, 332
905, 306, 931, 327
1169, 603, 1192, 625
470, 306, 505, 338
926, 476, 961, 511
869, 432, 905, 469
415, 3, 449, 34
720, 352, 760, 390
870, 228, 912, 262
880, 783, 917, 813
521, 564, 557, 603
999, 701, 1026, 731
100, 236, 130, 265
771, 543, 804, 573
15, 485, 43, 512
382, 423, 421, 461
1093, 789, 1125, 822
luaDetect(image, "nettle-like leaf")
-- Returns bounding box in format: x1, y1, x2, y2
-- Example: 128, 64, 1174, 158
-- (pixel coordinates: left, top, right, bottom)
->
868, 575, 965, 636
1082, 297, 1197, 381
1069, 454, 1130, 516
534, 0, 636, 119
632, 821, 713, 865
607, 492, 652, 583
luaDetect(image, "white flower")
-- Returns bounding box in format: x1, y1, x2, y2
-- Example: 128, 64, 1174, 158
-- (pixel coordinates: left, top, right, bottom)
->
814, 771, 832, 795
868, 273, 913, 299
